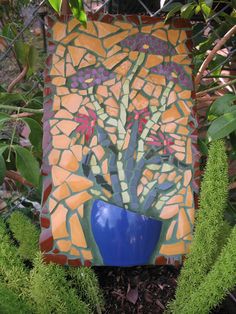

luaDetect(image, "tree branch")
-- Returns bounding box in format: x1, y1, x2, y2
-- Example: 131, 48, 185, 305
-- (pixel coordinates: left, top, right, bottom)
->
7, 64, 28, 93
195, 25, 236, 85
5, 170, 33, 187
196, 78, 236, 97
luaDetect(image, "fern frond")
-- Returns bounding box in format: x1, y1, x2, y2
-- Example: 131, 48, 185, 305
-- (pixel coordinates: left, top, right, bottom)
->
180, 226, 236, 314
69, 267, 105, 314
169, 140, 229, 312
0, 282, 32, 314
30, 252, 90, 314
8, 211, 40, 261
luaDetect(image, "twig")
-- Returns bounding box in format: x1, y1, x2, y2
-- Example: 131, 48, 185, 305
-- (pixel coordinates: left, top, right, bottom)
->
5, 170, 33, 187
196, 78, 236, 97
11, 112, 34, 118
0, 105, 43, 114
196, 96, 219, 101
7, 64, 29, 93
195, 25, 236, 85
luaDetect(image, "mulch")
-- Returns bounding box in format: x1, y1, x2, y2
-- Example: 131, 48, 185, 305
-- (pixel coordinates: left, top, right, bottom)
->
95, 266, 235, 314
95, 265, 179, 314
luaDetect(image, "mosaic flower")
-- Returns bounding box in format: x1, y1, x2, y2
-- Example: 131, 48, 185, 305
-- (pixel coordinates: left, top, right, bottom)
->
151, 62, 193, 89
147, 131, 174, 154
69, 66, 115, 89
75, 109, 97, 142
127, 108, 150, 134
119, 34, 176, 55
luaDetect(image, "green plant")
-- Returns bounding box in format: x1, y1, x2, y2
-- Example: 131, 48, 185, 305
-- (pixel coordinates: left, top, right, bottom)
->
179, 226, 236, 314
48, 0, 87, 25
30, 253, 90, 314
0, 283, 32, 314
0, 219, 29, 298
0, 215, 104, 313
8, 211, 40, 260
168, 140, 236, 313
69, 267, 105, 314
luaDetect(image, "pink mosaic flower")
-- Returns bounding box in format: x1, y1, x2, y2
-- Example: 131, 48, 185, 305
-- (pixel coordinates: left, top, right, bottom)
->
147, 132, 174, 154
127, 108, 150, 134
75, 109, 97, 142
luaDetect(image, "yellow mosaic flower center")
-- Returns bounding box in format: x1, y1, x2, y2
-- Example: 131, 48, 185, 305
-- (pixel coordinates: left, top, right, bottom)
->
85, 78, 94, 83
142, 44, 149, 49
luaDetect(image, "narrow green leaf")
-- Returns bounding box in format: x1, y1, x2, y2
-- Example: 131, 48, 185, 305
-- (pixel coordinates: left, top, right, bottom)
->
14, 40, 29, 66
0, 154, 6, 184
207, 111, 236, 141
48, 0, 63, 13
164, 3, 182, 22
0, 113, 10, 128
13, 145, 40, 186
69, 0, 87, 26
27, 46, 38, 72
0, 145, 8, 155
198, 138, 208, 156
21, 118, 42, 152
208, 94, 236, 117
1, 23, 17, 40
202, 4, 211, 16
162, 2, 182, 12
0, 113, 10, 121
0, 92, 25, 105
181, 3, 196, 19
195, 5, 201, 14
204, 0, 213, 8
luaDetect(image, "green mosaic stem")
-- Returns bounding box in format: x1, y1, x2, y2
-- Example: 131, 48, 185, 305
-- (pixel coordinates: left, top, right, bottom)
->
117, 52, 146, 149
117, 53, 146, 205
128, 82, 174, 211
80, 150, 109, 202
95, 126, 123, 206
136, 81, 174, 162
88, 89, 109, 123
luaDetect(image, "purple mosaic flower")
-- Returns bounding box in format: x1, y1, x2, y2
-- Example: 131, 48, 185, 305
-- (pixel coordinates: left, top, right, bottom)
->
69, 66, 115, 89
119, 34, 176, 55
151, 62, 193, 89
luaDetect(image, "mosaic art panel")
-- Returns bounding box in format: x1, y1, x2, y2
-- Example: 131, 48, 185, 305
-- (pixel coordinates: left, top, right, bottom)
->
41, 14, 199, 266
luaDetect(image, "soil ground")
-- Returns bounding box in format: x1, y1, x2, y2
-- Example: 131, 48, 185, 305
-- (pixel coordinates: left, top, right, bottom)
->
95, 266, 235, 314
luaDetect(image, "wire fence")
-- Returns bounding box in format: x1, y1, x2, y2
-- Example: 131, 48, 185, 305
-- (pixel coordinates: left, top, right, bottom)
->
0, 1, 235, 79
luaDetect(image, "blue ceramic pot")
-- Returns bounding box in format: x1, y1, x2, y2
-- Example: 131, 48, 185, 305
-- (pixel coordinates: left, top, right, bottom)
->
91, 200, 162, 266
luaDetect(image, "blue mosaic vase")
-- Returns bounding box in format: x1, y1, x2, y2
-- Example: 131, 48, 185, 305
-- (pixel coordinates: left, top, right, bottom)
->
91, 200, 162, 266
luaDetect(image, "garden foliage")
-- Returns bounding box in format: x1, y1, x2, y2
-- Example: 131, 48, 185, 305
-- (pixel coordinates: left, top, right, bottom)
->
169, 140, 236, 314
0, 212, 104, 314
